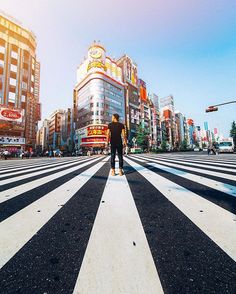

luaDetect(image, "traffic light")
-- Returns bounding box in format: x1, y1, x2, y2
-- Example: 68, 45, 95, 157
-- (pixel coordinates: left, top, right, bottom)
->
205, 106, 218, 113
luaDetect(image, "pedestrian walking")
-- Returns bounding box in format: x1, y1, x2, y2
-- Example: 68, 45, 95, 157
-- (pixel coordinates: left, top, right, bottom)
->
125, 145, 129, 156
107, 113, 127, 176
3, 150, 9, 160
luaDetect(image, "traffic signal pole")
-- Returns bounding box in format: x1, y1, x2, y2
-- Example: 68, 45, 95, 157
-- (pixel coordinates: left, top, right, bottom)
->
206, 100, 236, 112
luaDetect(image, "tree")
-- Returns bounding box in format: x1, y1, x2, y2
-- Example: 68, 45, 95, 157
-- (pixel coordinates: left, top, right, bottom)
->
161, 140, 167, 152
180, 138, 188, 151
230, 121, 236, 145
136, 124, 149, 151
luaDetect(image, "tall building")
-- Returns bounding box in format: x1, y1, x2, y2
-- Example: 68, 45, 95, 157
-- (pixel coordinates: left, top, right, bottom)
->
61, 107, 73, 151
73, 42, 125, 150
48, 109, 64, 149
0, 11, 41, 151
36, 119, 49, 151
175, 111, 185, 145
160, 95, 176, 148
116, 55, 139, 143
187, 118, 197, 146
149, 93, 161, 147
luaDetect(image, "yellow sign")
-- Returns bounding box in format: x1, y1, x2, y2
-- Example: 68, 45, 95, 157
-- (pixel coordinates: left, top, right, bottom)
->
87, 61, 107, 72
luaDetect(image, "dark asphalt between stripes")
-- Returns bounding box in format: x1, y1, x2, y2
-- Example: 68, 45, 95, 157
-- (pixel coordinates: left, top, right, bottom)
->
0, 157, 98, 192
0, 158, 104, 222
0, 158, 82, 179
129, 157, 236, 215
124, 161, 236, 294
0, 162, 110, 294
135, 155, 236, 176
143, 155, 236, 170
135, 155, 236, 187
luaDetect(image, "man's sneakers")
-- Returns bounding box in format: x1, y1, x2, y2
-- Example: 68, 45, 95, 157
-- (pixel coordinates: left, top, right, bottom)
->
119, 169, 124, 176
110, 169, 124, 176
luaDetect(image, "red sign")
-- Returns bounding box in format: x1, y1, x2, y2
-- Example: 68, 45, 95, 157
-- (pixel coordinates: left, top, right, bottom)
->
187, 119, 194, 126
82, 137, 107, 143
0, 107, 23, 123
1, 109, 21, 120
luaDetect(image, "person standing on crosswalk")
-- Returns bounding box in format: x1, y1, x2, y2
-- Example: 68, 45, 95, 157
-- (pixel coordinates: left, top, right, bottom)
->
107, 113, 127, 176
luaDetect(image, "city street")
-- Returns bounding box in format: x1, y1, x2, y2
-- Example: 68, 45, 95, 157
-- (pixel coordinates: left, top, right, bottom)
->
0, 153, 236, 294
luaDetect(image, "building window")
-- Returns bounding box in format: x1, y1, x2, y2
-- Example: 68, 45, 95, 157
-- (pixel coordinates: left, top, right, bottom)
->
0, 46, 5, 54
22, 81, 27, 90
32, 60, 35, 70
8, 91, 16, 103
21, 95, 26, 102
0, 59, 4, 67
10, 64, 17, 72
11, 51, 18, 59
10, 78, 17, 86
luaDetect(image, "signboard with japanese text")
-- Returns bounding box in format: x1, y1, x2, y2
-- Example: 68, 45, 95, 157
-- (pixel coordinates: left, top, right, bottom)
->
0, 107, 23, 123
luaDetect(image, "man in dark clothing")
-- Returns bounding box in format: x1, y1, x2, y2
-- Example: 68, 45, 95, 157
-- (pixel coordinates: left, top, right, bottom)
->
107, 113, 127, 176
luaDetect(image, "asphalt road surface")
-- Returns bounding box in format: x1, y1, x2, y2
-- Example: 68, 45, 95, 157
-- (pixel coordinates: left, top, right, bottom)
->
0, 152, 236, 294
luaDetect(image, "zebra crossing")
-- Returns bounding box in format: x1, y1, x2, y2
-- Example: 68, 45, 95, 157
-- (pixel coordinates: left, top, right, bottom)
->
0, 153, 236, 294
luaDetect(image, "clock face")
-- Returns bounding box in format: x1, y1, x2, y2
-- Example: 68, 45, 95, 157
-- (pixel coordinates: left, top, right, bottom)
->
90, 48, 102, 59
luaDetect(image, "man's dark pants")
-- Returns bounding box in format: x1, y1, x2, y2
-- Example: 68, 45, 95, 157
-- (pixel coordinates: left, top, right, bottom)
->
111, 145, 123, 169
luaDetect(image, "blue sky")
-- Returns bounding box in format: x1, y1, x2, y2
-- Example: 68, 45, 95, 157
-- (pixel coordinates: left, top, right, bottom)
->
1, 0, 236, 136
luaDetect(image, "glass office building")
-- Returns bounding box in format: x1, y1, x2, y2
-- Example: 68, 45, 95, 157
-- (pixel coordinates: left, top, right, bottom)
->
74, 43, 125, 150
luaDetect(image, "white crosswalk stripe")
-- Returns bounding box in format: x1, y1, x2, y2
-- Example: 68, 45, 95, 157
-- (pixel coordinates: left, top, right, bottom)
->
0, 157, 83, 177
128, 155, 236, 197
0, 157, 101, 203
74, 161, 164, 294
0, 153, 236, 293
0, 157, 92, 185
130, 154, 236, 181
125, 156, 236, 262
0, 158, 108, 269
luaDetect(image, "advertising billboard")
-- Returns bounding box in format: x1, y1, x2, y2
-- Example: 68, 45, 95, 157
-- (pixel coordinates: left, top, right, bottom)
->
0, 121, 24, 132
204, 121, 209, 131
139, 79, 147, 102
187, 119, 194, 126
76, 124, 108, 148
163, 109, 172, 120
0, 107, 23, 123
0, 136, 25, 145
87, 125, 108, 136
81, 137, 107, 143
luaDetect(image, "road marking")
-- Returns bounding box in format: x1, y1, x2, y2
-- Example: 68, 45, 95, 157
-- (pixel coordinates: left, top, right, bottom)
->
73, 162, 164, 294
125, 157, 236, 262
0, 157, 93, 186
0, 157, 83, 178
0, 158, 71, 172
0, 158, 109, 269
130, 156, 236, 197
140, 154, 236, 168
130, 155, 236, 181
0, 157, 102, 203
